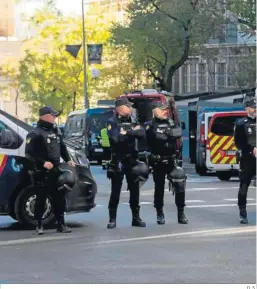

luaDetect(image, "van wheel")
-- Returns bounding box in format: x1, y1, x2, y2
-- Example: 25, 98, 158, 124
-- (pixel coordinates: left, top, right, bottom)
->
14, 185, 55, 228
217, 171, 232, 181
195, 164, 207, 176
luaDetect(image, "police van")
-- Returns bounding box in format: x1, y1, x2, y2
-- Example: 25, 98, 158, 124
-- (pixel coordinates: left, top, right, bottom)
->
0, 109, 97, 227
64, 107, 114, 163
117, 89, 185, 166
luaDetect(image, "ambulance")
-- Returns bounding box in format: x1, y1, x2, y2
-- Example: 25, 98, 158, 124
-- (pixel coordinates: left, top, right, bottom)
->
0, 109, 97, 227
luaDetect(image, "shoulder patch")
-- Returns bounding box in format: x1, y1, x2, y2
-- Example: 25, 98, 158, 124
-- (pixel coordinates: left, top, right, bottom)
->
107, 124, 112, 130
26, 138, 31, 144
146, 125, 150, 130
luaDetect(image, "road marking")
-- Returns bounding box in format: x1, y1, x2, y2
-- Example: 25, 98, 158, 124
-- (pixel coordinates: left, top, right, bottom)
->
187, 203, 256, 208
186, 200, 205, 203
224, 198, 255, 201
0, 225, 255, 247
0, 235, 74, 247
82, 226, 256, 246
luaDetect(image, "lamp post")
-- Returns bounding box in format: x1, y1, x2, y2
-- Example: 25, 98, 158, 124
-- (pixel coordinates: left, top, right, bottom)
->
82, 0, 89, 109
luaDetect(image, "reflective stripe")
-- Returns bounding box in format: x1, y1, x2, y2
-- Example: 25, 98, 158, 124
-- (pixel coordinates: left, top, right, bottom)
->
100, 128, 110, 147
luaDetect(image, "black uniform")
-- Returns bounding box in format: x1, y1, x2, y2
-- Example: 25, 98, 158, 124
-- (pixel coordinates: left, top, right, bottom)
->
25, 119, 72, 228
106, 99, 146, 229
145, 104, 187, 225
234, 102, 256, 223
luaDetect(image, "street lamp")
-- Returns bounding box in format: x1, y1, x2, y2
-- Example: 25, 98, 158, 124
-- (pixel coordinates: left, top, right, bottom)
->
82, 0, 89, 109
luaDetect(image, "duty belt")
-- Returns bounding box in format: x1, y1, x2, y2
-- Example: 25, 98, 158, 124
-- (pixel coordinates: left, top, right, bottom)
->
152, 154, 176, 164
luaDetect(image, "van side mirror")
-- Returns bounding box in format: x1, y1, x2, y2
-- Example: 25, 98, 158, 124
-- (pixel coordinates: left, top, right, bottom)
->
0, 129, 15, 148
181, 122, 186, 130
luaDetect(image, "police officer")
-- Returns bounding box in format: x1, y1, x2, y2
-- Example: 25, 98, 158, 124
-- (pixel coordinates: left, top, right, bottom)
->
25, 106, 76, 235
106, 98, 148, 229
234, 92, 256, 224
145, 101, 188, 225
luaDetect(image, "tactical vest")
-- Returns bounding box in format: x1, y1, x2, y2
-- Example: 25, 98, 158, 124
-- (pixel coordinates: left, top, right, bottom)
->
245, 119, 256, 147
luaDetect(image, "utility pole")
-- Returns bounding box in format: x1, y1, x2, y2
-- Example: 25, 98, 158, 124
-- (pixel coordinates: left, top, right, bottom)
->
82, 0, 89, 108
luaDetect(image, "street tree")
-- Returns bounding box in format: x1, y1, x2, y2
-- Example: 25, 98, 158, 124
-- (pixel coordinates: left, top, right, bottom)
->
0, 61, 22, 117
111, 0, 222, 91
227, 0, 256, 34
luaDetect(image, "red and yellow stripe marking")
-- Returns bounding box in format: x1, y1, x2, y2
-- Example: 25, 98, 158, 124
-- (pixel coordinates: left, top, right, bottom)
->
208, 132, 237, 164
0, 154, 8, 176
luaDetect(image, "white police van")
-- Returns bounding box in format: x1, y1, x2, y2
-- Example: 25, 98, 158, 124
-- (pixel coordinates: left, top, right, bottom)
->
0, 109, 97, 227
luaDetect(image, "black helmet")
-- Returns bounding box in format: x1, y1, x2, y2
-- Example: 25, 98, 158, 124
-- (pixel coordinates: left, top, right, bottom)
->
244, 92, 256, 108
131, 161, 149, 187
57, 169, 76, 193
167, 166, 187, 193
167, 166, 186, 182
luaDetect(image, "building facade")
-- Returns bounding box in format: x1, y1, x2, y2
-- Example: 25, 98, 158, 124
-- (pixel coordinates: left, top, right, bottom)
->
0, 0, 15, 38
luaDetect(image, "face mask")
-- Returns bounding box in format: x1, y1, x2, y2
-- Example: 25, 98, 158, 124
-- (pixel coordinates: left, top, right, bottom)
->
248, 111, 256, 119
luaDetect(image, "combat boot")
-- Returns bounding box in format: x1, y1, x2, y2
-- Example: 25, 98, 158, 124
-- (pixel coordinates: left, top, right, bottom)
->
239, 206, 248, 224
36, 221, 44, 235
57, 216, 71, 233
107, 209, 117, 229
156, 209, 165, 225
177, 208, 188, 224
131, 207, 146, 227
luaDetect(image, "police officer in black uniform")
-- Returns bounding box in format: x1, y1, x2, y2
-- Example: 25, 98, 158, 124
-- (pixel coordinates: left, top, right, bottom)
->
145, 101, 188, 225
106, 98, 148, 229
25, 106, 76, 235
234, 93, 256, 224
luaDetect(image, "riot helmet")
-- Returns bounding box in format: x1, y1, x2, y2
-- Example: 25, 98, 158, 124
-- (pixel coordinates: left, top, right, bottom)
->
57, 169, 76, 193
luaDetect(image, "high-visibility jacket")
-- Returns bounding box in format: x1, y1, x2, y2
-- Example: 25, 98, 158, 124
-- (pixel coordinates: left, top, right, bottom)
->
100, 128, 110, 147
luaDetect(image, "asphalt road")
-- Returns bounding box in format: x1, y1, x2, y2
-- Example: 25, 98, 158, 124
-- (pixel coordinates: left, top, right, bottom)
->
0, 165, 256, 284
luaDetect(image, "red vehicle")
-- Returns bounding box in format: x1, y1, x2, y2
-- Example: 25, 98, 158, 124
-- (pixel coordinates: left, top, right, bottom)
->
116, 89, 185, 166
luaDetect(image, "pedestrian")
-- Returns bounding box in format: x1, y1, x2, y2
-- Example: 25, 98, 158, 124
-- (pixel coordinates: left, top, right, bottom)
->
25, 106, 76, 235
106, 98, 149, 229
234, 92, 256, 224
145, 101, 188, 225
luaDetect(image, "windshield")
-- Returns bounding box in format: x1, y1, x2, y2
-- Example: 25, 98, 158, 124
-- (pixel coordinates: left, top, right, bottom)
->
211, 115, 244, 136
88, 110, 114, 134
127, 98, 161, 124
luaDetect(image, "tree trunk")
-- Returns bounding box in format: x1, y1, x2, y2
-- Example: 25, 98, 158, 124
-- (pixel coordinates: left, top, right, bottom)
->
15, 90, 19, 117
72, 91, 76, 111
165, 30, 190, 92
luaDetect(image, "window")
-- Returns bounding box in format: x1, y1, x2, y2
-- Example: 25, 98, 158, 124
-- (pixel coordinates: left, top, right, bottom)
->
217, 63, 226, 88
198, 63, 206, 91
190, 60, 197, 92
64, 114, 85, 137
211, 116, 244, 136
0, 121, 22, 149
88, 110, 114, 135
182, 65, 189, 92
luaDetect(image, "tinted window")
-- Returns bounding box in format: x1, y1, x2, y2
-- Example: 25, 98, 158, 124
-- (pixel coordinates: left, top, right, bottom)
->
211, 116, 244, 136
0, 121, 23, 149
64, 114, 85, 137
88, 111, 114, 134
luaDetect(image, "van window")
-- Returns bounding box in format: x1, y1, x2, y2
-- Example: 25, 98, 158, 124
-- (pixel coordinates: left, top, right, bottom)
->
0, 121, 23, 149
87, 111, 114, 134
211, 115, 244, 136
65, 114, 84, 137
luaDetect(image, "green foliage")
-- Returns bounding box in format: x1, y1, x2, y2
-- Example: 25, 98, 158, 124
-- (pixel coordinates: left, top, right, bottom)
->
111, 0, 222, 91
0, 61, 21, 116
227, 0, 256, 32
